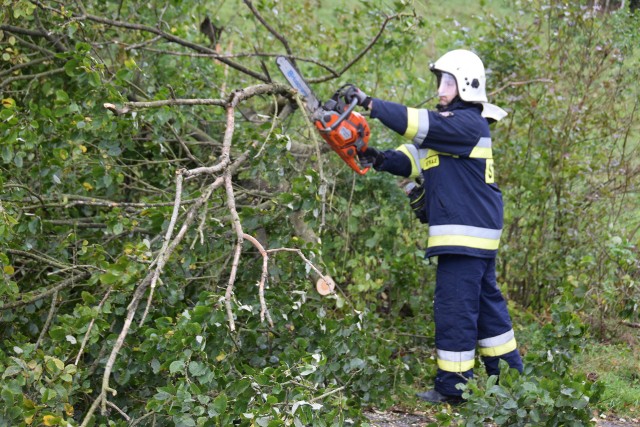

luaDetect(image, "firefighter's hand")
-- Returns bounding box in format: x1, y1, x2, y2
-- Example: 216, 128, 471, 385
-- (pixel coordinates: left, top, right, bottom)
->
358, 147, 384, 169
343, 85, 372, 110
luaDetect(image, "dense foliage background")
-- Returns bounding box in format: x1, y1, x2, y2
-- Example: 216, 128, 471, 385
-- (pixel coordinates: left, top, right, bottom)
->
1, 0, 638, 426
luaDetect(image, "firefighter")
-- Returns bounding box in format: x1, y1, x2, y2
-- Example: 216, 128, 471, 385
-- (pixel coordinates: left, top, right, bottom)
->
345, 49, 523, 404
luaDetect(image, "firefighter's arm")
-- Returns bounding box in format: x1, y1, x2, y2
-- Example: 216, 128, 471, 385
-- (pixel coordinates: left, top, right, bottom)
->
359, 147, 413, 177
372, 99, 484, 156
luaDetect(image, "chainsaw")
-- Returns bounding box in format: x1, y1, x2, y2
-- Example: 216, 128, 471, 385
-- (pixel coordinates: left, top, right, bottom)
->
276, 56, 371, 175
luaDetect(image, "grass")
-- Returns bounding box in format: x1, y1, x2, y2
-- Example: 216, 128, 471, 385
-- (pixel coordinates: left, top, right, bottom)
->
573, 342, 640, 417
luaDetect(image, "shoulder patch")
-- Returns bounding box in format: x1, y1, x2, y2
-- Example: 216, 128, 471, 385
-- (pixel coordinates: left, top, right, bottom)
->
439, 111, 454, 118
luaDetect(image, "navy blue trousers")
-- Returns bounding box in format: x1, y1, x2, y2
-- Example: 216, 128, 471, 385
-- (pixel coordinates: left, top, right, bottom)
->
433, 254, 523, 396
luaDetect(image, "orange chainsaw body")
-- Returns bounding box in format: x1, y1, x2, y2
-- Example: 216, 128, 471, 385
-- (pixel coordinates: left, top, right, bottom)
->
314, 108, 371, 175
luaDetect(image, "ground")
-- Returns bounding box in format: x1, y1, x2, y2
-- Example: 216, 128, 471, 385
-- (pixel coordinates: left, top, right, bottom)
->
363, 408, 640, 426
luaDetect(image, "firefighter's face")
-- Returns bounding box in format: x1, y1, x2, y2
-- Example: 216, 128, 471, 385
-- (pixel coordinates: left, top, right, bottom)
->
437, 72, 458, 106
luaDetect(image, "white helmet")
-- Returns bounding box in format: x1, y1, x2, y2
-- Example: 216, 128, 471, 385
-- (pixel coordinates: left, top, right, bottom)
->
430, 49, 487, 102
430, 49, 507, 121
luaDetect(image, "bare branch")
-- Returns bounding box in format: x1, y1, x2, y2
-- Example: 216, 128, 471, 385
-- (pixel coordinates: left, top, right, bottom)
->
0, 56, 53, 78
621, 321, 640, 329
243, 0, 293, 58
168, 124, 204, 166
0, 271, 92, 310
243, 233, 273, 327
75, 287, 113, 365
0, 24, 47, 37
0, 67, 65, 89
34, 7, 68, 52
7, 248, 84, 271
139, 173, 184, 326
105, 83, 292, 115
266, 247, 331, 287
72, 9, 270, 81
34, 290, 58, 351
310, 13, 407, 83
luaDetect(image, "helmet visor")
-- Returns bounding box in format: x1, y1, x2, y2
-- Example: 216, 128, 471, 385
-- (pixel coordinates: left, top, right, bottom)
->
438, 72, 457, 90
437, 72, 458, 101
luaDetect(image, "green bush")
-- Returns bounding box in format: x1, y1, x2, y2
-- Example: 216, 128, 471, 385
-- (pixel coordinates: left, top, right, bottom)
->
457, 303, 604, 426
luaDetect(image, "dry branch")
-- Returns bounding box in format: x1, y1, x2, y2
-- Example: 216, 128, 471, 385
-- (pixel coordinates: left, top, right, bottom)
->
621, 321, 640, 329
0, 271, 91, 310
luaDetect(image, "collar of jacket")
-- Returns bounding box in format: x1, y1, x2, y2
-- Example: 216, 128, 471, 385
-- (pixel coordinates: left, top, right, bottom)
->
436, 98, 482, 113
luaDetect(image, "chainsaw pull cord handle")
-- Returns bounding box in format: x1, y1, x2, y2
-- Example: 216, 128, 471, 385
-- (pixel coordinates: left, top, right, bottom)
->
318, 97, 359, 133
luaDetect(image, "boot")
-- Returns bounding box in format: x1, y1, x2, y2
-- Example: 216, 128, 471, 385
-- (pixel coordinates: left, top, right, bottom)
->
415, 389, 464, 405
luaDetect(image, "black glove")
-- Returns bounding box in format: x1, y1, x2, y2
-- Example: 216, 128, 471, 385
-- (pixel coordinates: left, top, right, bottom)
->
358, 147, 384, 169
343, 85, 372, 109
404, 180, 428, 223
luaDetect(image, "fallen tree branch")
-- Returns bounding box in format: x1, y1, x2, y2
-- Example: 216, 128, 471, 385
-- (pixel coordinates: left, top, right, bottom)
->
104, 83, 292, 116
621, 321, 640, 329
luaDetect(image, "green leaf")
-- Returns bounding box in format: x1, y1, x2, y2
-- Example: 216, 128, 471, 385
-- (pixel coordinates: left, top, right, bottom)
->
211, 393, 227, 416
44, 356, 65, 374
173, 415, 195, 426
81, 291, 97, 304
2, 365, 22, 378
188, 361, 206, 377
169, 360, 185, 374
99, 271, 121, 285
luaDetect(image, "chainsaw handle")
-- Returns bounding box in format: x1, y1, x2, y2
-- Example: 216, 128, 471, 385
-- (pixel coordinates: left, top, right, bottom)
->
319, 98, 358, 133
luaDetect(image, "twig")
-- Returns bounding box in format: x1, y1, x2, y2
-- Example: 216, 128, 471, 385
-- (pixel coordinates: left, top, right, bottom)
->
79, 392, 104, 427
224, 171, 244, 332
2, 184, 47, 210
310, 13, 407, 83
243, 0, 293, 58
242, 233, 273, 327
7, 248, 73, 271
489, 78, 554, 96
122, 35, 162, 51
34, 290, 58, 351
53, 4, 270, 81
34, 7, 67, 52
293, 95, 327, 232
138, 173, 183, 326
266, 247, 330, 286
310, 386, 346, 402
0, 271, 91, 310
129, 411, 156, 427
169, 124, 204, 166
0, 67, 65, 89
190, 202, 209, 250
106, 400, 130, 421
75, 287, 113, 365
253, 94, 279, 159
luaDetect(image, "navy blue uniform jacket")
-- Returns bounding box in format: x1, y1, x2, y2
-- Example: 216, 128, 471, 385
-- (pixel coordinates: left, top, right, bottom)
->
370, 98, 503, 259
